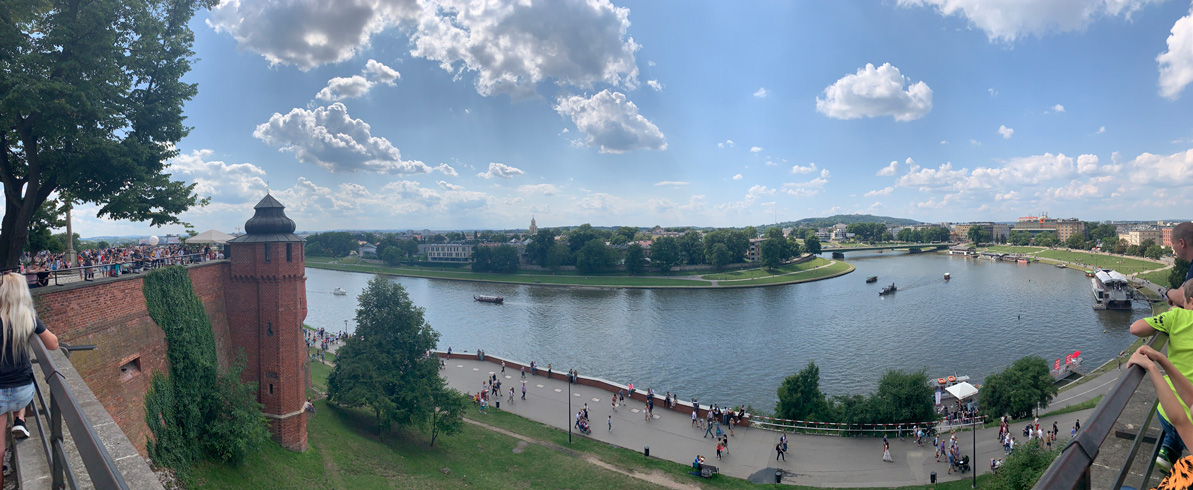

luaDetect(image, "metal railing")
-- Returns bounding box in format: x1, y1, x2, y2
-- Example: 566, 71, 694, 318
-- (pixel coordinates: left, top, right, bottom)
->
748, 415, 981, 436
1034, 333, 1169, 490
27, 335, 130, 490
22, 252, 215, 288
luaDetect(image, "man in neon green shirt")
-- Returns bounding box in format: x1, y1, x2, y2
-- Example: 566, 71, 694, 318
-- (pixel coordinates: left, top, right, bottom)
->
1131, 278, 1193, 473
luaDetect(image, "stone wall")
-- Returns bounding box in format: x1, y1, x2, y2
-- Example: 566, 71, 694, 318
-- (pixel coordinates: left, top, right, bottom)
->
31, 261, 234, 456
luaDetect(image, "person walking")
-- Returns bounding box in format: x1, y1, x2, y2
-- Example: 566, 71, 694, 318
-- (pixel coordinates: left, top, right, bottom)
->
0, 273, 59, 488
611, 395, 617, 411
608, 415, 612, 432
775, 441, 786, 461
882, 439, 893, 462
704, 415, 716, 437
521, 381, 526, 400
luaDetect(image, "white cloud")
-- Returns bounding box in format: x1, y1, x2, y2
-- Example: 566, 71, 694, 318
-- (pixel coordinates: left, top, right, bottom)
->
718, 139, 735, 148
998, 125, 1014, 139
315, 59, 401, 101
815, 63, 932, 122
648, 195, 705, 215
750, 146, 763, 153
995, 191, 1018, 200
753, 87, 768, 98
898, 0, 1162, 43
940, 140, 948, 145
253, 102, 430, 174
434, 163, 459, 176
518, 183, 560, 195
782, 175, 829, 197
364, 59, 400, 84
168, 149, 267, 201
791, 162, 818, 174
732, 174, 743, 181
1097, 126, 1106, 134
1044, 179, 1105, 200
411, 0, 640, 97
877, 160, 898, 176
1126, 148, 1193, 186
764, 160, 779, 167
554, 90, 666, 153
864, 187, 894, 197
970, 139, 981, 146
647, 80, 663, 91
1052, 104, 1065, 112
477, 162, 525, 179
437, 180, 465, 191
988, 88, 998, 97
896, 162, 968, 189
654, 181, 689, 187
1158, 8, 1193, 99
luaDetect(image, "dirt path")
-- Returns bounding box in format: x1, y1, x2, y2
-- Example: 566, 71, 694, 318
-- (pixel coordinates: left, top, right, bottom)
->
464, 418, 701, 490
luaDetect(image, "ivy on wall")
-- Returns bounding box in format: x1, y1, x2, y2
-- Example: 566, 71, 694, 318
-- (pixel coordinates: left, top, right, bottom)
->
142, 266, 268, 475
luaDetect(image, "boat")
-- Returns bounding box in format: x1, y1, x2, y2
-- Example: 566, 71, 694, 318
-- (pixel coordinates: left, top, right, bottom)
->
943, 273, 951, 281
1055, 263, 1067, 268
1085, 270, 1095, 277
332, 287, 347, 296
474, 295, 505, 304
1092, 269, 1132, 310
879, 283, 897, 296
866, 276, 878, 283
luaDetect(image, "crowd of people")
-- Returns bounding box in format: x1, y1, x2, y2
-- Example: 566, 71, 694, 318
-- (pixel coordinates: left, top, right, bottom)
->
307, 327, 345, 363
18, 244, 221, 287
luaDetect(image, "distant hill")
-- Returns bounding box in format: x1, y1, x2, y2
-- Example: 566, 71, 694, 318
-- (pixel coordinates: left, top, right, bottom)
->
771, 214, 921, 229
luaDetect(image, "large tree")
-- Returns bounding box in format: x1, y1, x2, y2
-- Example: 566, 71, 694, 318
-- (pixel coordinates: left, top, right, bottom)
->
775, 362, 829, 421
328, 276, 465, 441
981, 356, 1058, 420
1, 0, 214, 267
650, 236, 680, 272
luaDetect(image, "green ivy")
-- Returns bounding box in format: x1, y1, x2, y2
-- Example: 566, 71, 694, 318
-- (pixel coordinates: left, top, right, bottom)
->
142, 266, 268, 477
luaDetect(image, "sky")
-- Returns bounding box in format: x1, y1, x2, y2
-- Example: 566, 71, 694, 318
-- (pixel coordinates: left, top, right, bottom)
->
72, 0, 1193, 237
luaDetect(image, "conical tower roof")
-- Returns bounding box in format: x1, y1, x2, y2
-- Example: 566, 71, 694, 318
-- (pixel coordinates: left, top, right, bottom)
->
228, 194, 304, 243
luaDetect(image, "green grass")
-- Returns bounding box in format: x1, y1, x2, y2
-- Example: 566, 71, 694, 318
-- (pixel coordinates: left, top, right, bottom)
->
1032, 250, 1164, 275
983, 246, 1045, 254
191, 398, 992, 489
1043, 395, 1103, 418
1140, 268, 1173, 287
718, 261, 853, 286
701, 257, 828, 280
310, 361, 331, 391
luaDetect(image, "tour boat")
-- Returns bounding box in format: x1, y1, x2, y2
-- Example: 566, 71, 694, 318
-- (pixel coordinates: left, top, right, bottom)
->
866, 276, 878, 283
1092, 269, 1132, 310
1055, 263, 1067, 268
943, 273, 950, 281
474, 295, 505, 304
879, 283, 897, 296
332, 287, 347, 296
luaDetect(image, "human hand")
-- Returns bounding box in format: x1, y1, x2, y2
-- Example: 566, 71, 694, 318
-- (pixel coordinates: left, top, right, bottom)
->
1129, 349, 1155, 371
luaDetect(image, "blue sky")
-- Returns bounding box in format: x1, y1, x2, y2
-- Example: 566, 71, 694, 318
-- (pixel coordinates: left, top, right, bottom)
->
75, 0, 1193, 236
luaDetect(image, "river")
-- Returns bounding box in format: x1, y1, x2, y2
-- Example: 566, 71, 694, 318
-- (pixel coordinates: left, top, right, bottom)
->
303, 252, 1143, 411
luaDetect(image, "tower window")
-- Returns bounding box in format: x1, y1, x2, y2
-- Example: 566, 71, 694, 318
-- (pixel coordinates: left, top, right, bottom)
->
265, 243, 271, 262
269, 383, 274, 395
286, 243, 292, 262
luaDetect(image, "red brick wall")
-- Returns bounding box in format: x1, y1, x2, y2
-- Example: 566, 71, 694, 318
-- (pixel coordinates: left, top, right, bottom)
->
32, 261, 236, 456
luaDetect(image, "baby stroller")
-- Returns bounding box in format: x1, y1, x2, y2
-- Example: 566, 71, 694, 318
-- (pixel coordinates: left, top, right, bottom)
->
952, 454, 971, 473
578, 418, 592, 435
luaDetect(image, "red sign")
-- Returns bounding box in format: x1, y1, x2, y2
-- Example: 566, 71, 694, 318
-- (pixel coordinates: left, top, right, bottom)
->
1055, 359, 1062, 370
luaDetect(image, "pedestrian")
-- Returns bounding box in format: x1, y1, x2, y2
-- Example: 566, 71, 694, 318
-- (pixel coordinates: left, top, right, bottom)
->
521, 382, 526, 400
721, 434, 730, 455
704, 415, 715, 437
645, 401, 651, 421
716, 442, 723, 459
608, 415, 612, 432
501, 360, 505, 373
882, 439, 893, 462
776, 441, 786, 461
691, 409, 697, 428
611, 395, 617, 411
508, 387, 514, 404
521, 366, 526, 378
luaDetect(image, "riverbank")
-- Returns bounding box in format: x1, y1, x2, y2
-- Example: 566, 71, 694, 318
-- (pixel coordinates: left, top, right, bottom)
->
305, 256, 854, 289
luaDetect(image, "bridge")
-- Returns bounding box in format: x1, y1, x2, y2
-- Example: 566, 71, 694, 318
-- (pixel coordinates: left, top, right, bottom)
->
821, 242, 955, 259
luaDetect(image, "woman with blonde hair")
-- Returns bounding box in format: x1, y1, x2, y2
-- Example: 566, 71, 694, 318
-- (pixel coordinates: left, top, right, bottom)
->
0, 272, 58, 486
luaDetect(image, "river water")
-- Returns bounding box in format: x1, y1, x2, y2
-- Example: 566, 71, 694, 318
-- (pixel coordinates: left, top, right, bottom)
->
303, 252, 1143, 411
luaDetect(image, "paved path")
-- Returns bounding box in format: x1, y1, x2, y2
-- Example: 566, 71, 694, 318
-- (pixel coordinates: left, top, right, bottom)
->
442, 357, 1108, 487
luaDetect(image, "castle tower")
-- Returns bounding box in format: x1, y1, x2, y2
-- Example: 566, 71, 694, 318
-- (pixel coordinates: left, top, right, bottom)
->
226, 194, 308, 451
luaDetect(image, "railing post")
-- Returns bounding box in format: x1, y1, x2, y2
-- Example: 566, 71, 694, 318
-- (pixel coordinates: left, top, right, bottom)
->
50, 393, 64, 490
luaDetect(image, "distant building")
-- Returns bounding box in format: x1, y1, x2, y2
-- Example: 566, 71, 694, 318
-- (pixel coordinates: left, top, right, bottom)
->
1122, 228, 1163, 247
359, 243, 377, 258
992, 224, 1010, 241
1012, 214, 1083, 240
1056, 219, 1084, 242
418, 243, 473, 262
529, 217, 538, 236
650, 226, 683, 238
746, 238, 766, 262
1163, 227, 1174, 247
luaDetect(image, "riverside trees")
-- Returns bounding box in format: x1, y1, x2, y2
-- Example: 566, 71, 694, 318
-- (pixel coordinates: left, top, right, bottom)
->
980, 356, 1058, 420
0, 0, 213, 267
328, 276, 466, 444
775, 362, 934, 426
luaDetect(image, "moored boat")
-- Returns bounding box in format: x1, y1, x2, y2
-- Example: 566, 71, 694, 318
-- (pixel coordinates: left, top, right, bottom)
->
866, 276, 878, 283
1092, 269, 1132, 310
474, 294, 505, 304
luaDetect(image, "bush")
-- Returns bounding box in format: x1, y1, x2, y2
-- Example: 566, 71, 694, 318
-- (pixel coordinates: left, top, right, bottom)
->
986, 440, 1060, 490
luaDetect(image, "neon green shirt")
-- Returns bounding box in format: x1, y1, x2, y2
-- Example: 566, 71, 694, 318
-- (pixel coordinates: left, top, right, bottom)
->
1146, 308, 1193, 421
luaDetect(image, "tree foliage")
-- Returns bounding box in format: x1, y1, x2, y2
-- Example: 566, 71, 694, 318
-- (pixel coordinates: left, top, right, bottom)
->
776, 362, 830, 421
328, 276, 464, 443
773, 364, 934, 427
0, 0, 215, 267
985, 439, 1060, 490
576, 239, 617, 273
624, 243, 645, 275
804, 236, 822, 255
471, 245, 519, 273
1170, 258, 1190, 289
650, 236, 680, 272
305, 232, 358, 257
846, 222, 887, 242
981, 356, 1058, 420
967, 226, 992, 245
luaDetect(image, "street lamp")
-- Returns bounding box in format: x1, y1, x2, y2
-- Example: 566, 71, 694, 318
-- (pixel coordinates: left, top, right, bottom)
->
568, 374, 572, 444
973, 415, 977, 489
344, 319, 348, 333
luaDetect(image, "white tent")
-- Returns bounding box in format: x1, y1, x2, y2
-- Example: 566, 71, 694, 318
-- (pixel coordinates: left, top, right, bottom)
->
945, 382, 979, 401
187, 229, 234, 244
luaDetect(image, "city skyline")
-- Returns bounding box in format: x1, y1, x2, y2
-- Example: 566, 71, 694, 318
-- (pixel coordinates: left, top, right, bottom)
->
64, 1, 1193, 237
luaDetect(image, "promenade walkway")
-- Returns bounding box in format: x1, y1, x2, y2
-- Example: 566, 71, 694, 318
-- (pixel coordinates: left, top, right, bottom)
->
441, 356, 1110, 487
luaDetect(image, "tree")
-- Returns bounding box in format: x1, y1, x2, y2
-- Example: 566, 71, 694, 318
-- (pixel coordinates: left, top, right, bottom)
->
804, 236, 822, 255
981, 356, 1058, 420
305, 232, 358, 257
967, 226, 992, 245
985, 437, 1060, 490
775, 362, 829, 421
613, 226, 638, 243
525, 228, 557, 266
1170, 258, 1190, 289
1034, 232, 1059, 248
0, 0, 215, 267
490, 244, 519, 273
1145, 244, 1164, 260
624, 243, 645, 275
897, 228, 918, 242
870, 369, 935, 424
328, 276, 463, 440
567, 224, 603, 255
427, 386, 468, 447
787, 235, 802, 257
679, 231, 704, 265
1101, 236, 1119, 252
760, 238, 784, 269
1009, 230, 1032, 246
546, 242, 569, 271
576, 240, 617, 274
471, 246, 493, 272
1065, 234, 1086, 250
1126, 244, 1140, 257
706, 242, 732, 270
650, 236, 680, 272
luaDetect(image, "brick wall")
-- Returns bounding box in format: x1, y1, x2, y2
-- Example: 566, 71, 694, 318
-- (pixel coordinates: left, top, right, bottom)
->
32, 261, 236, 456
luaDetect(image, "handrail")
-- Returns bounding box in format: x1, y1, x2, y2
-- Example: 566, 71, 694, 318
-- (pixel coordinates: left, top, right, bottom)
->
29, 333, 130, 490
1034, 333, 1169, 490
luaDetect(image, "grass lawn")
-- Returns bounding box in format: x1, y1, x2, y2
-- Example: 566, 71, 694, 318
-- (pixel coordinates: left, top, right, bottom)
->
190, 398, 991, 490
1139, 268, 1173, 287
983, 246, 1045, 254
1032, 250, 1164, 275
701, 257, 827, 280
719, 261, 853, 286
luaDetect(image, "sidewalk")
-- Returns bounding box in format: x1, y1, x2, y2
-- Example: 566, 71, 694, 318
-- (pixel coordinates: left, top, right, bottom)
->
442, 357, 1104, 487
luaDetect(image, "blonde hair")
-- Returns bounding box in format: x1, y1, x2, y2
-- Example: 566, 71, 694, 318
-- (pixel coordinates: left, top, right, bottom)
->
1182, 278, 1193, 303
0, 273, 37, 364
